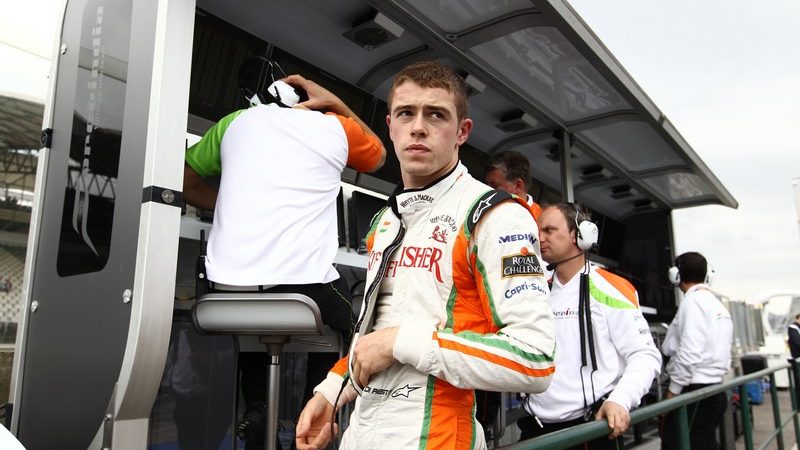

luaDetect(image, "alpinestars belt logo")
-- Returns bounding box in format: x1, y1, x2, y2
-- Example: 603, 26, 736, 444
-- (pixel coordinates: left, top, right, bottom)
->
391, 384, 422, 398
363, 384, 422, 398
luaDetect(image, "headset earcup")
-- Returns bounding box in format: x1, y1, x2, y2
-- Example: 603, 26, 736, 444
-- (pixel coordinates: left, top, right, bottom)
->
576, 221, 598, 251
668, 266, 680, 286
705, 264, 715, 285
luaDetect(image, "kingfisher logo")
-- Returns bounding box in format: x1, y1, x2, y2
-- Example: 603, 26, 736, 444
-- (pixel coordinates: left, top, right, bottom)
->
367, 246, 444, 282
498, 233, 537, 246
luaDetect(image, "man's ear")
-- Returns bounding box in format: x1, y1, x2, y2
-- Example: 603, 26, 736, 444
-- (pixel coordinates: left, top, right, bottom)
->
386, 114, 393, 140
514, 178, 526, 194
456, 118, 473, 146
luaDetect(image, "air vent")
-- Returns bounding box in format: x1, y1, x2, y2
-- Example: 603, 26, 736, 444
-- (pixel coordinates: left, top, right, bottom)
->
580, 164, 611, 181
609, 184, 636, 199
343, 11, 404, 51
495, 109, 538, 133
544, 144, 577, 162
458, 72, 485, 96
632, 199, 654, 211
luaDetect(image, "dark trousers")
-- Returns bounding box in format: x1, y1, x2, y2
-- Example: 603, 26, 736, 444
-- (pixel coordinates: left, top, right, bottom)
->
660, 384, 728, 450
517, 415, 624, 450
211, 278, 355, 406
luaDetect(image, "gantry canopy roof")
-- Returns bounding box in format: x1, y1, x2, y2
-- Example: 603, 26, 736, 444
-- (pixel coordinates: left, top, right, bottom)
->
198, 0, 736, 219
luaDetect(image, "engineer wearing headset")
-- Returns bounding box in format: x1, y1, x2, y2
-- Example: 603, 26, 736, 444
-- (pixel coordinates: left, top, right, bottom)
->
519, 203, 661, 449
183, 57, 386, 449
661, 252, 732, 450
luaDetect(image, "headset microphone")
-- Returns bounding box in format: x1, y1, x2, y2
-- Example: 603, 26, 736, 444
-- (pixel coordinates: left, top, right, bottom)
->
545, 251, 586, 271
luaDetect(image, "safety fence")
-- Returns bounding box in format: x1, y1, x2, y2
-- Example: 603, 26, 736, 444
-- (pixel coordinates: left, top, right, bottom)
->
498, 359, 800, 450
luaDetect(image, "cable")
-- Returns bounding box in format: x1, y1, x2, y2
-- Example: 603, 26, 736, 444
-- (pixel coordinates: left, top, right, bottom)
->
328, 374, 351, 450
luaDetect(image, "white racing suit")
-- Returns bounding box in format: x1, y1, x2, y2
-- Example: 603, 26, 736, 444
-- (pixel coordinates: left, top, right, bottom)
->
315, 163, 556, 449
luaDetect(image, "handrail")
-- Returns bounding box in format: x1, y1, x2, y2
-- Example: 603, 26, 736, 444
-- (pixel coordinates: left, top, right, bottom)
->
499, 358, 800, 450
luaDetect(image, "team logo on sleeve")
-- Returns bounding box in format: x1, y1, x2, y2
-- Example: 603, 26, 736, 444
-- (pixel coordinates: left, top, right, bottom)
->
501, 253, 544, 278
498, 233, 537, 246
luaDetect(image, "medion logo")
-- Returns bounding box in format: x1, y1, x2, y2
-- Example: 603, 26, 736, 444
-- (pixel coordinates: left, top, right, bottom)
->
498, 233, 537, 246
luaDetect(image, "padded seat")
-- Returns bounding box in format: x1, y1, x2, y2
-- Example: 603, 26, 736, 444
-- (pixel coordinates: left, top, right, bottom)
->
191, 291, 335, 450
192, 292, 324, 336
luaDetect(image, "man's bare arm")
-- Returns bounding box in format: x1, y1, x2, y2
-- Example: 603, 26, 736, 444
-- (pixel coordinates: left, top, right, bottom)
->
284, 74, 386, 171
182, 163, 218, 211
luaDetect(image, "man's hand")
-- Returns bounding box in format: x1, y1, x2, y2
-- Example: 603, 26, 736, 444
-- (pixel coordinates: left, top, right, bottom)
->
283, 74, 344, 114
665, 390, 677, 400
352, 327, 400, 388
595, 400, 630, 439
295, 393, 337, 450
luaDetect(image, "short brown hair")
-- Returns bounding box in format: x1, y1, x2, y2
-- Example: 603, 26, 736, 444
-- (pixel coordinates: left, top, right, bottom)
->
543, 203, 591, 237
485, 151, 531, 190
387, 61, 470, 122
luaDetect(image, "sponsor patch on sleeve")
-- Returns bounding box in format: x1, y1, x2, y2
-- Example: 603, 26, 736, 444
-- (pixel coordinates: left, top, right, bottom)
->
501, 253, 544, 278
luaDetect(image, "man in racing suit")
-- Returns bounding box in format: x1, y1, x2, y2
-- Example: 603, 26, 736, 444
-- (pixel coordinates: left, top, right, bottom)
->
295, 61, 556, 450
520, 204, 661, 450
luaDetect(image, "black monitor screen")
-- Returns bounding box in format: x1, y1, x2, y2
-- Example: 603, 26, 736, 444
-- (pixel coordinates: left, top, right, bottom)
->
598, 216, 626, 262
348, 191, 387, 252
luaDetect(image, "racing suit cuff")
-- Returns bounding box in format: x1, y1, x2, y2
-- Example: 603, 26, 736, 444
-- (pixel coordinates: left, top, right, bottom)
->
393, 323, 436, 369
314, 372, 346, 407
668, 381, 684, 396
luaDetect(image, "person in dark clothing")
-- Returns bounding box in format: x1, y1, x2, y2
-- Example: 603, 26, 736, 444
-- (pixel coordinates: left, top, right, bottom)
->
788, 314, 800, 359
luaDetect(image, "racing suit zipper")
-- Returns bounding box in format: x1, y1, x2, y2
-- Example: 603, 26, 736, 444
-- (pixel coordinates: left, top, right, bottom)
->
348, 222, 406, 394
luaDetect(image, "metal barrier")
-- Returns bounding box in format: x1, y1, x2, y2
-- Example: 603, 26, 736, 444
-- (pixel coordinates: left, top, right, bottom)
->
498, 358, 800, 450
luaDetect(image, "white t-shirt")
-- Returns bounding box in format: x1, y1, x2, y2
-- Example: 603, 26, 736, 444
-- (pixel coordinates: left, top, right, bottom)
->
185, 104, 382, 285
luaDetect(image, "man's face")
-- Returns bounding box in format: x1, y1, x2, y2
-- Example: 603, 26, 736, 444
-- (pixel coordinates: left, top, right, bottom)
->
485, 168, 524, 197
387, 81, 472, 188
538, 206, 579, 264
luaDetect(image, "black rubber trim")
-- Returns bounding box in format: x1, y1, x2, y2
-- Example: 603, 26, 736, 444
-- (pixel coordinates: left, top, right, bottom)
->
142, 185, 183, 208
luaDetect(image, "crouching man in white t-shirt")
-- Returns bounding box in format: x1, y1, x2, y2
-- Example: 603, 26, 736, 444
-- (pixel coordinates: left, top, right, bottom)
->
183, 66, 386, 449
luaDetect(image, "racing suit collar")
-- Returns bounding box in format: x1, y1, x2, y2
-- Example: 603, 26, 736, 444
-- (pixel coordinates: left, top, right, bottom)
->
391, 162, 466, 215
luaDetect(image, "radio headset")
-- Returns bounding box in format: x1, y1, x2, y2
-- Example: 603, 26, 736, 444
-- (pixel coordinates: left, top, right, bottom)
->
668, 256, 715, 286
568, 205, 603, 419
237, 55, 305, 108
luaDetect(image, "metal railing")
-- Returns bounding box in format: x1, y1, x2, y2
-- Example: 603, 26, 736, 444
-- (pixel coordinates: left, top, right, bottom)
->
499, 359, 800, 450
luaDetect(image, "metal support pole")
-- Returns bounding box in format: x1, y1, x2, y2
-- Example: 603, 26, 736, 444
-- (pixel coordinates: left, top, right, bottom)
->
264, 342, 284, 450
676, 405, 690, 450
769, 373, 785, 450
740, 384, 754, 450
556, 130, 574, 202
792, 360, 800, 445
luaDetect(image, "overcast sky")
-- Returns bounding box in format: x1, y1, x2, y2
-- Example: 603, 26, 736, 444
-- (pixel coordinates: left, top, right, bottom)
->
2, 1, 799, 302
567, 0, 800, 302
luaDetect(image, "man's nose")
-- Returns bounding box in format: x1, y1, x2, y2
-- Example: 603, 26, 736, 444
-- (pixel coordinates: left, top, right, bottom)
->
410, 113, 427, 137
